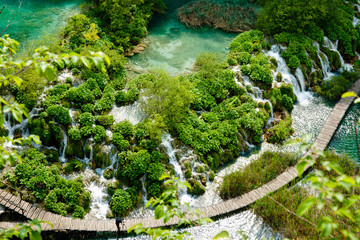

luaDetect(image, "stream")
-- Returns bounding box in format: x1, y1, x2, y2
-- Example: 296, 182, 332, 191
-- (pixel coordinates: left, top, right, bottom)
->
1, 0, 359, 239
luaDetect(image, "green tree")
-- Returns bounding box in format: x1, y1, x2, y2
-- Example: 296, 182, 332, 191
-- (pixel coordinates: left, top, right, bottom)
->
139, 70, 194, 129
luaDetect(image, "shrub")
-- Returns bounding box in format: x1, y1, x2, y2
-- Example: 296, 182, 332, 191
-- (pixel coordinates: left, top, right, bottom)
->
65, 85, 94, 105
110, 189, 133, 217
81, 103, 94, 113
95, 115, 114, 126
94, 92, 115, 113
237, 52, 252, 64
92, 125, 107, 143
288, 55, 301, 69
113, 120, 133, 138
79, 112, 95, 127
68, 127, 82, 141
47, 105, 71, 125
72, 206, 85, 219
117, 150, 151, 181
80, 126, 92, 137
146, 163, 165, 181
112, 133, 130, 151
267, 116, 294, 143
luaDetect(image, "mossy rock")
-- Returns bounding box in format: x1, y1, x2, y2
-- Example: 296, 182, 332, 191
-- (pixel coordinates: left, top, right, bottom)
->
187, 178, 205, 196
43, 148, 60, 163
103, 168, 114, 180
276, 72, 282, 82
195, 165, 205, 173
209, 171, 215, 181
107, 181, 122, 196
184, 169, 192, 179
196, 174, 207, 186
65, 138, 84, 159
93, 145, 111, 168
84, 142, 92, 159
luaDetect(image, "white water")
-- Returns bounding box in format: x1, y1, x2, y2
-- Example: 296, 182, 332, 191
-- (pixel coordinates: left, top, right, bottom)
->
160, 134, 196, 205
110, 101, 143, 125
323, 36, 352, 71
266, 45, 312, 103
59, 129, 68, 163
313, 41, 336, 80
85, 178, 110, 220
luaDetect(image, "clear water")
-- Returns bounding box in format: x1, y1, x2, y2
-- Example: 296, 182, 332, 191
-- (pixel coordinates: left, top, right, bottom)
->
0, 0, 82, 44
127, 0, 238, 76
329, 103, 360, 161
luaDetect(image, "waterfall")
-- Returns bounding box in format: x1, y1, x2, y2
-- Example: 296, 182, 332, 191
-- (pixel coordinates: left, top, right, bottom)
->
59, 129, 68, 163
110, 101, 143, 125
323, 37, 352, 71
313, 41, 336, 80
140, 175, 149, 205
266, 45, 312, 103
160, 134, 195, 204
295, 68, 306, 92
86, 178, 110, 220
232, 67, 274, 122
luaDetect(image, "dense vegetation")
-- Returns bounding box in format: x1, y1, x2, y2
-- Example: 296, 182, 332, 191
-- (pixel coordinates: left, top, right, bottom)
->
252, 151, 360, 239
219, 151, 299, 199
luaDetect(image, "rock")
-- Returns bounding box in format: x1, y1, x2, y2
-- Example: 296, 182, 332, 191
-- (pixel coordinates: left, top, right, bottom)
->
43, 148, 60, 163
187, 178, 205, 196
65, 138, 84, 159
103, 168, 114, 180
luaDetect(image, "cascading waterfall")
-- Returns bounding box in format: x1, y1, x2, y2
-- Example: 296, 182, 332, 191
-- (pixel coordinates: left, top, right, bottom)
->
160, 134, 195, 205
323, 36, 352, 71
86, 177, 110, 220
140, 175, 148, 205
232, 66, 274, 123
59, 129, 68, 163
266, 45, 312, 103
313, 41, 336, 80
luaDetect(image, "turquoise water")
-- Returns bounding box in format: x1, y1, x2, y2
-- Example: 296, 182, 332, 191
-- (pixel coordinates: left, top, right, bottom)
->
127, 0, 239, 75
329, 103, 360, 161
0, 0, 82, 44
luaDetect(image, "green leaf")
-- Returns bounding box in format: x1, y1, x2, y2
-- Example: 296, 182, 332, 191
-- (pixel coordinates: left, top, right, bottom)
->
296, 197, 317, 216
342, 92, 357, 98
19, 228, 28, 240
29, 230, 41, 240
44, 65, 55, 82
12, 76, 22, 87
354, 98, 360, 104
334, 193, 344, 202
213, 231, 231, 239
154, 206, 164, 220
296, 160, 309, 176
81, 56, 91, 69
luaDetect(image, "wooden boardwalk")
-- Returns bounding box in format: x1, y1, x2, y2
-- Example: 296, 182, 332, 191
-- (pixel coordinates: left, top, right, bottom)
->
1, 79, 360, 232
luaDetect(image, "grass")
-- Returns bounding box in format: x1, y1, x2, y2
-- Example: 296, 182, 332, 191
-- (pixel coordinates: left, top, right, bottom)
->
219, 151, 299, 199
177, 0, 257, 32
252, 151, 360, 239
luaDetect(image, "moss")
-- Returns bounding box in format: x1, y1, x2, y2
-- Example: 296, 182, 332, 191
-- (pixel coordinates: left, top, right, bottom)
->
184, 169, 192, 179
103, 168, 114, 180
107, 181, 121, 196
43, 149, 60, 163
93, 144, 111, 168
209, 171, 215, 181
195, 165, 205, 173
187, 178, 205, 196
65, 139, 84, 159
63, 159, 84, 174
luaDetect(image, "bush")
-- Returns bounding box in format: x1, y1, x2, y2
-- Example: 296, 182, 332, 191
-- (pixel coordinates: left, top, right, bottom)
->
146, 163, 165, 181
80, 126, 92, 137
79, 112, 95, 127
65, 85, 94, 106
112, 133, 130, 151
95, 115, 114, 126
68, 127, 82, 141
47, 105, 71, 125
110, 189, 133, 217
92, 125, 107, 143
113, 120, 133, 138
237, 52, 252, 64
267, 116, 294, 143
81, 103, 94, 113
73, 206, 85, 219
117, 150, 151, 181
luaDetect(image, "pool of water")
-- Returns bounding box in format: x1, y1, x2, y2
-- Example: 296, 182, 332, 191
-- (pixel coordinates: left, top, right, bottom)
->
0, 0, 82, 44
329, 103, 360, 161
127, 0, 239, 76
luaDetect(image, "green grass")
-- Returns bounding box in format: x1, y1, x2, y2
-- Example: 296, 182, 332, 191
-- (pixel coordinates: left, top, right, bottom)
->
219, 151, 299, 199
252, 151, 359, 239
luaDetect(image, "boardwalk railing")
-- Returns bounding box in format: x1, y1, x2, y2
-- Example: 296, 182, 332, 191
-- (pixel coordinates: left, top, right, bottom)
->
0, 79, 360, 232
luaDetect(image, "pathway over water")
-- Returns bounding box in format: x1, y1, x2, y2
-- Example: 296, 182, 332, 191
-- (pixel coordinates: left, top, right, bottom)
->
1, 79, 360, 233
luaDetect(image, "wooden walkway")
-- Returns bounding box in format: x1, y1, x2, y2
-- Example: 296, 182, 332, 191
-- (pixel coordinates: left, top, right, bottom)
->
1, 79, 360, 232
